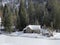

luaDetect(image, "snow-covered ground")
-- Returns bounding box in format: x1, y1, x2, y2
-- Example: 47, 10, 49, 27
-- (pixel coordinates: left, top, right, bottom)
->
0, 34, 60, 45
0, 32, 60, 45
10, 31, 49, 39
49, 32, 60, 40
10, 31, 60, 39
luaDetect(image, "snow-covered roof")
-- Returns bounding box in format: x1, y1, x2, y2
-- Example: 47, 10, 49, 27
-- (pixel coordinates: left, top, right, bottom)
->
24, 25, 41, 30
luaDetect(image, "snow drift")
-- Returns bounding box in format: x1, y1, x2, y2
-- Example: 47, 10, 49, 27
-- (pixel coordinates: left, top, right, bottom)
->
0, 34, 60, 45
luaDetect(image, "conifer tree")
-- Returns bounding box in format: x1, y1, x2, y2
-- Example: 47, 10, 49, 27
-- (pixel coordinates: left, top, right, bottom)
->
2, 5, 13, 33
17, 0, 27, 31
47, 0, 60, 29
53, 0, 60, 29
28, 0, 35, 24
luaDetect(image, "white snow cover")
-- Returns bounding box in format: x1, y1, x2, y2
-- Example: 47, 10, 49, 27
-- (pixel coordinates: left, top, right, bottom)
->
0, 17, 1, 23
10, 31, 60, 39
50, 33, 60, 39
10, 31, 23, 36
41, 29, 49, 33
53, 33, 60, 38
23, 25, 41, 30
0, 17, 1, 26
10, 32, 48, 38
0, 31, 60, 45
0, 34, 60, 45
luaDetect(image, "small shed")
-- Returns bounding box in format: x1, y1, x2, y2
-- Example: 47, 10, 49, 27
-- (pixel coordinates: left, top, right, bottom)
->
23, 25, 41, 34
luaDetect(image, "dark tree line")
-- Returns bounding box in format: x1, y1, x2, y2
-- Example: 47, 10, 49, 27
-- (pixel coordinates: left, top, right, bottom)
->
1, 0, 60, 33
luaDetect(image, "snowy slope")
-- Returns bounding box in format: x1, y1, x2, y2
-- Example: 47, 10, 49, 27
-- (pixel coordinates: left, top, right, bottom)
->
10, 31, 60, 39
0, 34, 60, 45
49, 32, 60, 40
10, 31, 49, 39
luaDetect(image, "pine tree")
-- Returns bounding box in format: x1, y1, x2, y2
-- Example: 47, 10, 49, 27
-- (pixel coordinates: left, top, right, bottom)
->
53, 0, 60, 29
2, 5, 13, 33
17, 0, 27, 31
47, 0, 60, 29
34, 4, 44, 25
28, 0, 35, 24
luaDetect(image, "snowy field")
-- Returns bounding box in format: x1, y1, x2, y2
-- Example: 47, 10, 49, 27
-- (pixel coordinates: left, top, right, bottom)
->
0, 32, 60, 45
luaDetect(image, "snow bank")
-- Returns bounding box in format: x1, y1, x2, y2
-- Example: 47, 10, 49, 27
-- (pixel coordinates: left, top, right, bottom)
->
20, 33, 49, 39
10, 31, 60, 39
0, 34, 60, 45
53, 33, 60, 38
10, 31, 23, 36
0, 32, 60, 45
10, 32, 49, 39
50, 33, 60, 39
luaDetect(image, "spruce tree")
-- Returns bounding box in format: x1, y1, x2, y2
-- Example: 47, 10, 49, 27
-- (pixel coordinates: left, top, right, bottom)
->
53, 0, 60, 29
2, 5, 13, 33
35, 4, 44, 25
17, 0, 27, 31
28, 0, 35, 24
47, 0, 60, 29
